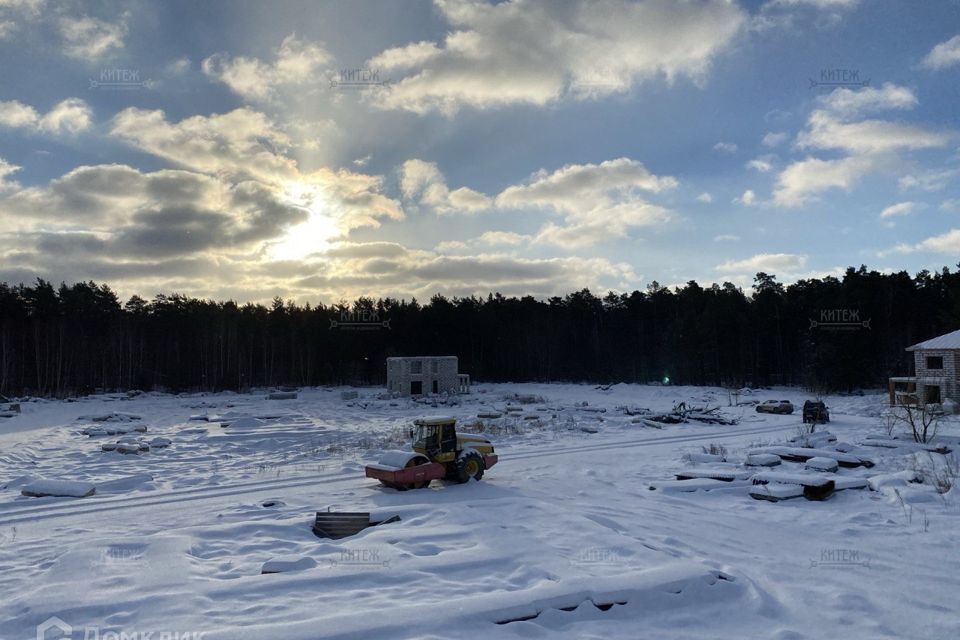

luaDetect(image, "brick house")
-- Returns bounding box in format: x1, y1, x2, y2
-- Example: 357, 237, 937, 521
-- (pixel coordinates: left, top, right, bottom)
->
888, 329, 960, 406
386, 356, 470, 396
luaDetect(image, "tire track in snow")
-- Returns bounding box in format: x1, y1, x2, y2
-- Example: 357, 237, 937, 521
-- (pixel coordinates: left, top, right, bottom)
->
0, 422, 793, 527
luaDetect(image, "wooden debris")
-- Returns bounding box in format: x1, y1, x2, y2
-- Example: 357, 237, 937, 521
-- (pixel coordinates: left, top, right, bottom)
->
750, 483, 804, 502
22, 479, 96, 498
649, 478, 754, 493
745, 453, 781, 467
634, 418, 664, 428
806, 457, 839, 472
749, 446, 873, 468
675, 469, 753, 482
860, 438, 951, 454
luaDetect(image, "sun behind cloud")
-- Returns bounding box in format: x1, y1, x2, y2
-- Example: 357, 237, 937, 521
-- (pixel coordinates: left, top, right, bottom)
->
268, 183, 340, 260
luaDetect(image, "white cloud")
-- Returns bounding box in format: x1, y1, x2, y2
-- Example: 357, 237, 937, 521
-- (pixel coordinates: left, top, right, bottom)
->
497, 157, 677, 212
399, 156, 677, 249
367, 0, 746, 115
0, 98, 91, 135
713, 141, 738, 153
165, 57, 191, 75
399, 159, 492, 214
894, 229, 960, 255
435, 240, 468, 251
495, 157, 676, 248
38, 98, 92, 135
940, 199, 960, 213
762, 132, 788, 147
478, 230, 527, 246
713, 234, 740, 242
696, 192, 713, 203
59, 14, 127, 60
734, 189, 757, 205
285, 243, 641, 301
532, 200, 671, 249
921, 34, 960, 70
0, 99, 37, 128
747, 156, 775, 172
0, 0, 42, 41
203, 34, 332, 101
111, 106, 295, 179
765, 0, 859, 7
716, 252, 807, 273
879, 201, 924, 219
773, 84, 953, 207
0, 157, 21, 192
816, 82, 917, 118
898, 167, 960, 192
773, 154, 883, 207
0, 169, 640, 299
110, 107, 403, 236
752, 0, 859, 32
797, 111, 950, 155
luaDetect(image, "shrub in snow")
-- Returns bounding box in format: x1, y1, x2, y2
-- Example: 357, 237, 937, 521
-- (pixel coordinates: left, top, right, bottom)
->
889, 404, 943, 444
701, 443, 728, 459
911, 452, 959, 495
683, 452, 725, 464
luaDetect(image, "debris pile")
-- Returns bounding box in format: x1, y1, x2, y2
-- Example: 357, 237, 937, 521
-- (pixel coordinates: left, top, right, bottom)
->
633, 402, 739, 428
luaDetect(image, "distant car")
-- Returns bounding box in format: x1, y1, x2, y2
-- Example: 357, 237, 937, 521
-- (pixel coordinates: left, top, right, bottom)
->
803, 400, 830, 424
756, 400, 794, 415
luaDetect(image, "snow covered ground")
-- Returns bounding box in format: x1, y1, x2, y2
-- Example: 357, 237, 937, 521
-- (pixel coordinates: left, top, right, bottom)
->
0, 383, 958, 639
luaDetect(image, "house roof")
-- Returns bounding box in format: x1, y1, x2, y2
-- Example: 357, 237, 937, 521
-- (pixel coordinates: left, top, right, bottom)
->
906, 329, 960, 351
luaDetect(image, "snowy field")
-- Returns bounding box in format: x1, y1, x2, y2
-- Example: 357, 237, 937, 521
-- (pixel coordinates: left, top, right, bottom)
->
1, 383, 958, 640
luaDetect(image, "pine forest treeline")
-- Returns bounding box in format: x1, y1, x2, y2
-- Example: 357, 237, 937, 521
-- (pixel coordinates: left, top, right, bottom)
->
1, 265, 959, 397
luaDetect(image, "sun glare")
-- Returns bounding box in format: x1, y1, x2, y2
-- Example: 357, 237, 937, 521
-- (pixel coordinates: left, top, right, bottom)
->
269, 186, 340, 260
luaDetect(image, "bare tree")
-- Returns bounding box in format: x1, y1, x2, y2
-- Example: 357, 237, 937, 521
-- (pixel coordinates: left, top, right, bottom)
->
890, 403, 942, 444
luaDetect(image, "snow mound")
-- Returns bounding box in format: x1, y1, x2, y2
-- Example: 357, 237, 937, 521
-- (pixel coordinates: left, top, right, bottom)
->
22, 479, 95, 498
83, 424, 147, 436
806, 457, 839, 472
867, 470, 921, 491
745, 453, 781, 467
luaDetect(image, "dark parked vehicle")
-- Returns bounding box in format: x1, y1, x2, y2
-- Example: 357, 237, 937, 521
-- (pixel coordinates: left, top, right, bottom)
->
803, 401, 830, 424
756, 400, 794, 415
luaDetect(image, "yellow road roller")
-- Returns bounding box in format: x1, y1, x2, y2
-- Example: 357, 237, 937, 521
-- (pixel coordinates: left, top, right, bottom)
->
364, 416, 498, 490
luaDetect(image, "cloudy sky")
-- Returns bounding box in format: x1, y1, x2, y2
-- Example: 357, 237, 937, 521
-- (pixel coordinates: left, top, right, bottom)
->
0, 0, 958, 304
